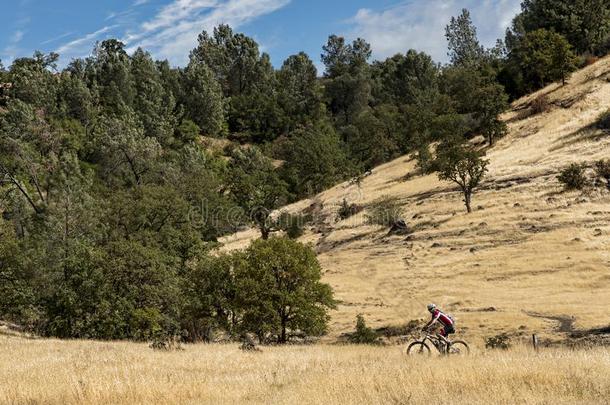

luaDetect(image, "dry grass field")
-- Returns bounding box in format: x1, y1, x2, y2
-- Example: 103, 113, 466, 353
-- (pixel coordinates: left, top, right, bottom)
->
222, 56, 610, 344
1, 335, 609, 405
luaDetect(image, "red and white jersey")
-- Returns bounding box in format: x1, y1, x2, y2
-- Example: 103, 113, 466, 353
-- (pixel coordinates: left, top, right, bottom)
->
431, 309, 453, 326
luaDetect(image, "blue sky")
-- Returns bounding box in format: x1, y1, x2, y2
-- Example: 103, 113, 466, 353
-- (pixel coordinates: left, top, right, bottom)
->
1, 0, 522, 72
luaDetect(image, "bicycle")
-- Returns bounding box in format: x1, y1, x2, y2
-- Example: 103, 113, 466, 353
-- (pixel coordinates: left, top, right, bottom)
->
405, 329, 470, 356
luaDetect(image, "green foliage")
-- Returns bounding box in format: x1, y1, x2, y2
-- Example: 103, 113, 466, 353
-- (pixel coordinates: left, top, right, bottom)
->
277, 52, 324, 132
182, 253, 237, 341
510, 0, 610, 55
348, 315, 381, 345
509, 29, 578, 92
366, 196, 403, 227
445, 9, 485, 68
280, 123, 352, 198
275, 212, 311, 239
233, 237, 336, 343
228, 146, 289, 239
436, 143, 489, 213
485, 333, 511, 350
175, 119, 201, 144
557, 163, 588, 190
322, 35, 372, 127
182, 61, 225, 137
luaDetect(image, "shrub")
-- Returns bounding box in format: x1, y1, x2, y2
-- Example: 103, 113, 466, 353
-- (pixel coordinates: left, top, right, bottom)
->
596, 110, 610, 130
485, 333, 511, 350
348, 315, 381, 344
583, 55, 600, 67
337, 198, 362, 220
530, 95, 550, 115
557, 163, 588, 190
366, 197, 403, 227
594, 160, 610, 189
276, 213, 311, 239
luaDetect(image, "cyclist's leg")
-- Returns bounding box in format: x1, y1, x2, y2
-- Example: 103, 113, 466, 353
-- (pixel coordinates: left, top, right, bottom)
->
438, 326, 449, 343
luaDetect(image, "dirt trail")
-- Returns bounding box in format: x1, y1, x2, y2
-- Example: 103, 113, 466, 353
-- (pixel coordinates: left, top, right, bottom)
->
524, 312, 576, 333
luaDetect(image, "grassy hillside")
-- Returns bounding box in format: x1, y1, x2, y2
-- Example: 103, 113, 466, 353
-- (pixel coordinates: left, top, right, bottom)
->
221, 56, 610, 344
1, 336, 609, 404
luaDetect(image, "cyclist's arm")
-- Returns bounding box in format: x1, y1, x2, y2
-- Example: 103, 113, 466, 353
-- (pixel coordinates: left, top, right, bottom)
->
423, 313, 440, 329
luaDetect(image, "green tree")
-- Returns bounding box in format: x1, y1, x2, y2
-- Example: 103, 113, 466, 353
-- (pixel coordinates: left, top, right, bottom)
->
92, 113, 161, 187
277, 52, 323, 132
280, 123, 351, 197
91, 40, 135, 115
514, 29, 578, 88
445, 9, 485, 67
510, 0, 610, 55
322, 35, 372, 127
234, 237, 335, 343
182, 60, 225, 136
130, 48, 176, 146
473, 80, 508, 146
436, 143, 489, 213
7, 52, 59, 111
190, 25, 280, 141
182, 253, 237, 341
228, 147, 289, 239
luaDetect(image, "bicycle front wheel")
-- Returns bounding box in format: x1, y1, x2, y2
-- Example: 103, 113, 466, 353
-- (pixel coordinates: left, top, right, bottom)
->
406, 341, 431, 356
447, 340, 470, 356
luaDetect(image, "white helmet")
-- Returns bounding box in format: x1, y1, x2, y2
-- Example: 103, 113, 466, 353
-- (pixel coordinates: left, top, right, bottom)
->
427, 303, 436, 313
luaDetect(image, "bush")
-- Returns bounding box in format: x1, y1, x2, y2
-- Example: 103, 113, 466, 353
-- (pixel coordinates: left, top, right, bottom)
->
557, 163, 588, 190
596, 110, 610, 130
348, 314, 381, 344
366, 197, 403, 227
276, 213, 311, 239
485, 333, 511, 350
337, 198, 362, 221
594, 160, 610, 189
530, 95, 550, 115
583, 55, 600, 67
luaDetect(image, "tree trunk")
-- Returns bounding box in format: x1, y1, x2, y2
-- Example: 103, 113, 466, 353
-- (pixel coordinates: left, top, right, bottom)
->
280, 316, 287, 344
464, 190, 472, 213
261, 226, 270, 240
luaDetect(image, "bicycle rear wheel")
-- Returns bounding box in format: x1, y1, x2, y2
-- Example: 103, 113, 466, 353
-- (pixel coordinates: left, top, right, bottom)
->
447, 340, 470, 356
406, 341, 431, 356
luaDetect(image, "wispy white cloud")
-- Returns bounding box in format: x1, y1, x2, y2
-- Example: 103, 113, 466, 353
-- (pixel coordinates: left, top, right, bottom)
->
11, 30, 25, 44
56, 25, 118, 58
124, 0, 291, 65
346, 0, 521, 63
41, 31, 74, 46
133, 0, 150, 5
2, 30, 26, 64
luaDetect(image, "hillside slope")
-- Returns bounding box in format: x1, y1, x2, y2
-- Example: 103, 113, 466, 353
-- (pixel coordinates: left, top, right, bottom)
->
221, 57, 610, 343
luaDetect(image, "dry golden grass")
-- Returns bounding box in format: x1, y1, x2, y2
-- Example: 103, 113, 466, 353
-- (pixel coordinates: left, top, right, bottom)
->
221, 56, 610, 342
1, 335, 609, 405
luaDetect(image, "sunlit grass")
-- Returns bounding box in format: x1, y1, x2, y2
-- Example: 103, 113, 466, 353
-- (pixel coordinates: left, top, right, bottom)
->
1, 336, 608, 404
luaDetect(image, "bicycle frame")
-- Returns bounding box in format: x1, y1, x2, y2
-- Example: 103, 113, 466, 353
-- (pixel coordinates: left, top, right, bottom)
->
420, 332, 449, 354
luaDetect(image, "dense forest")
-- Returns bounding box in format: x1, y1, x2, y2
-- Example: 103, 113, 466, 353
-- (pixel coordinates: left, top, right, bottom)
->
1, 0, 609, 342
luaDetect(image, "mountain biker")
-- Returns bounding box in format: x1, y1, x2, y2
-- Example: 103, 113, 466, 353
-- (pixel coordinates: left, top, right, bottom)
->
422, 303, 455, 342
